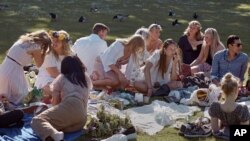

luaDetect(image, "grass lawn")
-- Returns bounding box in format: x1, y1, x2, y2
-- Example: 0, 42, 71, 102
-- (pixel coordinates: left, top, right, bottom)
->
0, 0, 250, 62
0, 0, 249, 140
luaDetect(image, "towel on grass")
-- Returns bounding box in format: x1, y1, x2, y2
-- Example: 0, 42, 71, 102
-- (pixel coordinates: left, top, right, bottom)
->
125, 100, 200, 135
0, 114, 83, 141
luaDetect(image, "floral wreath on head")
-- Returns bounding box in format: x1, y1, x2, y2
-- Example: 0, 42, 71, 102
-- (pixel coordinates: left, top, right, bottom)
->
48, 30, 70, 42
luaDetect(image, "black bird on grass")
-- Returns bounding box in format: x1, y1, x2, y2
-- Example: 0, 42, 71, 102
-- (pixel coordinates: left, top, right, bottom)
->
193, 12, 198, 19
168, 10, 175, 16
0, 4, 8, 10
172, 19, 181, 26
113, 14, 129, 22
90, 6, 99, 13
49, 12, 57, 20
78, 16, 86, 23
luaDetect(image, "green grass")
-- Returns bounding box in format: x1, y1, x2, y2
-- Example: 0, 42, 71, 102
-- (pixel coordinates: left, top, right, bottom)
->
0, 0, 250, 140
0, 0, 250, 63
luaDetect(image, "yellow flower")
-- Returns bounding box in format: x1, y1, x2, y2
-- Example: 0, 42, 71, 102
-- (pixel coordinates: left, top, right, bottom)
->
58, 33, 65, 40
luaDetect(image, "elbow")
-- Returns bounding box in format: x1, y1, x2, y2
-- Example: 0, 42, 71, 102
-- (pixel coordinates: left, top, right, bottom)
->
201, 58, 206, 64
35, 62, 42, 68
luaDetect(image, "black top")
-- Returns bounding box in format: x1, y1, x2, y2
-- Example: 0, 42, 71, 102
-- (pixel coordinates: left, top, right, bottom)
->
206, 48, 213, 65
178, 35, 202, 64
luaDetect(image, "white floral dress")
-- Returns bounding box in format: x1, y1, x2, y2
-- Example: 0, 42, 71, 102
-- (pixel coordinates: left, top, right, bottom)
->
0, 40, 40, 105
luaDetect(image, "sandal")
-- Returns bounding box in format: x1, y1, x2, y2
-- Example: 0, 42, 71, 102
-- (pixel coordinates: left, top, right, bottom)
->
184, 124, 212, 138
179, 117, 212, 138
179, 123, 195, 136
194, 116, 210, 126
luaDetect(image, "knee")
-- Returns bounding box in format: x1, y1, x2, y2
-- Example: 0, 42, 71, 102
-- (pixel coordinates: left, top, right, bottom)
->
31, 116, 42, 129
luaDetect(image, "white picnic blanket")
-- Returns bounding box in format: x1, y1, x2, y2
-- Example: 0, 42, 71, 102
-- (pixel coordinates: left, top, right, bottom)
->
124, 100, 200, 135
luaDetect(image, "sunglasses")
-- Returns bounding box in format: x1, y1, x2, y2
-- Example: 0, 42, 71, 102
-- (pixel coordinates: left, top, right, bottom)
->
233, 43, 242, 47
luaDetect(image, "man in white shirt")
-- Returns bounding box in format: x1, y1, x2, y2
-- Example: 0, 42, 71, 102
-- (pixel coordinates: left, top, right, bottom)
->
72, 23, 109, 75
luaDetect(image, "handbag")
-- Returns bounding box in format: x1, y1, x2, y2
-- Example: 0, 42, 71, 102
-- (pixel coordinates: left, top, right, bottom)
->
180, 63, 192, 77
0, 109, 24, 128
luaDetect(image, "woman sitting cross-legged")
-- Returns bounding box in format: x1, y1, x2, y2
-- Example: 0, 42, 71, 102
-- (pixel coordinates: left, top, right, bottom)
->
133, 39, 183, 97
31, 56, 92, 141
208, 73, 250, 140
91, 35, 145, 90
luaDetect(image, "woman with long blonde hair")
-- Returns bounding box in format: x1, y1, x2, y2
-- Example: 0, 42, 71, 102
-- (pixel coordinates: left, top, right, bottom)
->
91, 35, 145, 90
191, 28, 225, 75
178, 20, 203, 64
0, 30, 52, 104
148, 24, 163, 51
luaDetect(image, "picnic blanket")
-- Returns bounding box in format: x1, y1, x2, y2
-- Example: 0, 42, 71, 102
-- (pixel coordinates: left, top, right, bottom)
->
0, 114, 83, 141
125, 100, 200, 135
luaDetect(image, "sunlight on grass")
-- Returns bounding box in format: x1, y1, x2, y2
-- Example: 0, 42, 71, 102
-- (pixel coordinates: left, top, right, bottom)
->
0, 1, 250, 140
236, 4, 250, 10
36, 17, 50, 22
129, 15, 137, 19
142, 8, 150, 12
6, 11, 19, 16
27, 5, 40, 10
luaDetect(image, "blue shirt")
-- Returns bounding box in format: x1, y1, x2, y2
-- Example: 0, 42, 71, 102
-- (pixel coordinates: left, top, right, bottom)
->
211, 49, 248, 81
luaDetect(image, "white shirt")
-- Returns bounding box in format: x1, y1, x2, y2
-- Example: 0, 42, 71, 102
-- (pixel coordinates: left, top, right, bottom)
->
100, 40, 124, 72
125, 49, 156, 81
35, 52, 65, 89
147, 50, 173, 85
72, 34, 108, 75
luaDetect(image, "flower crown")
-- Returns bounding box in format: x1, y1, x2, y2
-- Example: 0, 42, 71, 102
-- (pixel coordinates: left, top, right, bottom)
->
49, 30, 70, 42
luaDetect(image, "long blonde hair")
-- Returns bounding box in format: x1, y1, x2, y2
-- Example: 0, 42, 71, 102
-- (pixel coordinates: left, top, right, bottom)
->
158, 39, 177, 78
49, 30, 72, 59
184, 20, 203, 40
118, 35, 145, 64
203, 28, 225, 57
19, 30, 52, 58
